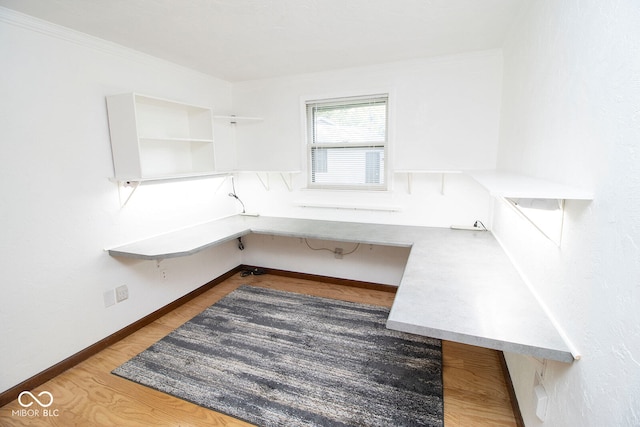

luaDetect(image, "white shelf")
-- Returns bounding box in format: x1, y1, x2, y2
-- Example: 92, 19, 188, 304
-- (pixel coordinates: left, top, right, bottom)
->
213, 115, 263, 124
467, 170, 594, 200
238, 170, 301, 174
106, 93, 216, 182
113, 171, 231, 185
394, 169, 462, 174
295, 201, 402, 212
138, 137, 214, 143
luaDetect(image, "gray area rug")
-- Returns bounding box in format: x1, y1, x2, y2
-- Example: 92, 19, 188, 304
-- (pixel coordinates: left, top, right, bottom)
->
113, 285, 443, 426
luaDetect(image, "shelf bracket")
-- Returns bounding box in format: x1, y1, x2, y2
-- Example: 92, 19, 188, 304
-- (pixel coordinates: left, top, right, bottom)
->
117, 180, 141, 208
255, 172, 270, 191
502, 197, 566, 246
279, 172, 294, 191
214, 175, 231, 194
403, 172, 446, 195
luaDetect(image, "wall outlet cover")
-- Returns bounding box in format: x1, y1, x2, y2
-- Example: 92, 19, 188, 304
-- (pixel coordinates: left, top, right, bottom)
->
103, 289, 116, 308
115, 285, 129, 302
534, 383, 548, 421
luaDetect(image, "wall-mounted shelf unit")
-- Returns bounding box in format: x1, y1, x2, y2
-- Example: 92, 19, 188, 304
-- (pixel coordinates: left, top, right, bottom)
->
466, 170, 594, 200
467, 170, 593, 245
213, 115, 264, 124
394, 170, 462, 194
106, 93, 216, 183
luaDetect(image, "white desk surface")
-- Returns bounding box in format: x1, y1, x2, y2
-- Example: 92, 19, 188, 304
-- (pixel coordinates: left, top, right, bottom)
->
108, 215, 575, 363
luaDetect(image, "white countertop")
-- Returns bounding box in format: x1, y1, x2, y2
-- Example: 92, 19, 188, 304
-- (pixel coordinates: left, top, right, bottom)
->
108, 215, 575, 363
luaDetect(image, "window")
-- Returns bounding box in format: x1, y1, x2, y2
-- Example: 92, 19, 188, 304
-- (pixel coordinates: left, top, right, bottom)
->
306, 95, 388, 190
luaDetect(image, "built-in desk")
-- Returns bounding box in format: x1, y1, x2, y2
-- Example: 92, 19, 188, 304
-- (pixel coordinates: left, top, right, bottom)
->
108, 215, 576, 363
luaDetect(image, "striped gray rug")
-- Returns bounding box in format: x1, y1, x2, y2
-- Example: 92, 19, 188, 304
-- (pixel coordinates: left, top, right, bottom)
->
113, 285, 443, 426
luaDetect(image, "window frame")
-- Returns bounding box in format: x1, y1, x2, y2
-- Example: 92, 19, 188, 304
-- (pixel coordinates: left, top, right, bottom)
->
305, 94, 389, 191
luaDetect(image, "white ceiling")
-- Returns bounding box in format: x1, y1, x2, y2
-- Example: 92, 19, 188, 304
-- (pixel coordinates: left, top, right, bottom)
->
0, 0, 529, 82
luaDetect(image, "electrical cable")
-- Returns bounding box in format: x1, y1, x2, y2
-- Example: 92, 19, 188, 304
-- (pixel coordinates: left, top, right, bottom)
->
231, 174, 237, 194
304, 238, 360, 256
342, 243, 360, 255
228, 176, 246, 213
240, 267, 265, 277
474, 220, 488, 230
304, 239, 334, 254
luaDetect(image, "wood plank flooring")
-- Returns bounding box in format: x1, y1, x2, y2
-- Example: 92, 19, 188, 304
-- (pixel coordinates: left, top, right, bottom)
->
0, 273, 518, 426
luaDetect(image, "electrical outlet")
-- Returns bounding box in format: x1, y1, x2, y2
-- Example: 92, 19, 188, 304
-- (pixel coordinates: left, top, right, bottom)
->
103, 289, 116, 308
334, 248, 343, 259
115, 285, 129, 302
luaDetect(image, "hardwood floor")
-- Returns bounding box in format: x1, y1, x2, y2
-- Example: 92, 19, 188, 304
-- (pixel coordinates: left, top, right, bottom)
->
0, 273, 518, 426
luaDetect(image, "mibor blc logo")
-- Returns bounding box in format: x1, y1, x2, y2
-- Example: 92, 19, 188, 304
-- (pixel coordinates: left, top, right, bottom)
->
11, 390, 59, 417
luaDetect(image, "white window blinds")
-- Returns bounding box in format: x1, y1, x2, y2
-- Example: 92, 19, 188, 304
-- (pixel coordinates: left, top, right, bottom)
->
307, 95, 388, 190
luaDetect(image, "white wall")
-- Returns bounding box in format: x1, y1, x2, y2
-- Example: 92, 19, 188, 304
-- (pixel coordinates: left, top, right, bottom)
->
495, 1, 640, 426
229, 52, 502, 227
0, 9, 243, 393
